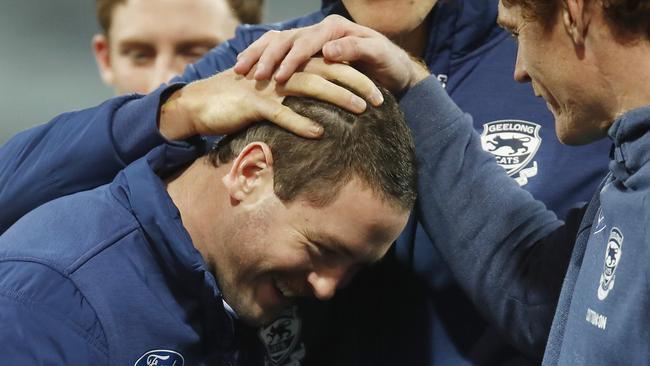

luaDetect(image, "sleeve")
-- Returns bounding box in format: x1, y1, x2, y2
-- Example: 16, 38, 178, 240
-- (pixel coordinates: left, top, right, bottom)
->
0, 84, 188, 233
0, 297, 108, 365
400, 76, 585, 359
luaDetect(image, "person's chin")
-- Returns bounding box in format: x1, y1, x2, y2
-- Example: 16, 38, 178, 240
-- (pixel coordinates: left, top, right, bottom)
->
241, 306, 287, 327
241, 282, 292, 326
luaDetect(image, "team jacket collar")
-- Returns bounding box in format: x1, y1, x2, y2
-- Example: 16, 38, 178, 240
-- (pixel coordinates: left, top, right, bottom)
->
608, 104, 650, 182
108, 144, 241, 348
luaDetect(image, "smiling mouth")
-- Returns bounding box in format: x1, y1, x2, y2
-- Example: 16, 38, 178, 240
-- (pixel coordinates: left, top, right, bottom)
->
272, 278, 296, 305
273, 277, 310, 301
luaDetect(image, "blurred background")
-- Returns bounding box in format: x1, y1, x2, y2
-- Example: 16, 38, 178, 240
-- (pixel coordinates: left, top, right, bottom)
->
0, 0, 320, 144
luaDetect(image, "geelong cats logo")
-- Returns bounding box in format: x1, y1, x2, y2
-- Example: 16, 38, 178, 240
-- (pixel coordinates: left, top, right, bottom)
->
598, 227, 624, 301
481, 120, 542, 186
259, 306, 304, 365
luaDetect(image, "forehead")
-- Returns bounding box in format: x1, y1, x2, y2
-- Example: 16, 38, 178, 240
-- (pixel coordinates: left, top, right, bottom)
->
109, 0, 237, 42
293, 179, 409, 263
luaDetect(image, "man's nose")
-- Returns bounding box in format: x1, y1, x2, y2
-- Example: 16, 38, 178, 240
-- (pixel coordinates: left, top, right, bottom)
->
306, 266, 348, 301
148, 57, 183, 92
513, 46, 531, 83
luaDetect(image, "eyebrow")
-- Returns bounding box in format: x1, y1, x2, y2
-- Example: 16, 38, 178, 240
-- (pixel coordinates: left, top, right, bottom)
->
117, 38, 221, 50
175, 38, 221, 50
117, 40, 154, 50
307, 231, 356, 259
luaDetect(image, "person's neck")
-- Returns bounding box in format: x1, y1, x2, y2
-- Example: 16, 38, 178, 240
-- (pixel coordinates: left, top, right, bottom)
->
391, 16, 431, 58
165, 157, 228, 266
604, 39, 650, 120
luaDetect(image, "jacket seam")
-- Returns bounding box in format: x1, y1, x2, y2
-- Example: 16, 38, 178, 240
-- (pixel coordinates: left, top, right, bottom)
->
0, 274, 108, 357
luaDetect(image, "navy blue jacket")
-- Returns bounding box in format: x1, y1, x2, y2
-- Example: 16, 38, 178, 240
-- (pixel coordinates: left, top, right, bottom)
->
0, 0, 609, 364
401, 75, 650, 365
0, 144, 268, 365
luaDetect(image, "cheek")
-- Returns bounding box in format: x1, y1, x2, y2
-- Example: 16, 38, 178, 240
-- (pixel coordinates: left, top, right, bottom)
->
265, 243, 312, 273
237, 226, 312, 275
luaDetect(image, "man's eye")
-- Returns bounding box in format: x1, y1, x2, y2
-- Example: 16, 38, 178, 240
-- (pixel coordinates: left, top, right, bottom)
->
123, 49, 155, 65
180, 46, 212, 62
307, 242, 338, 261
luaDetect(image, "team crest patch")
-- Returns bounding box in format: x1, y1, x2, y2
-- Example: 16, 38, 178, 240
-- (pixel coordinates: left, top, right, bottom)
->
134, 349, 184, 366
259, 306, 304, 365
480, 120, 542, 186
598, 227, 623, 301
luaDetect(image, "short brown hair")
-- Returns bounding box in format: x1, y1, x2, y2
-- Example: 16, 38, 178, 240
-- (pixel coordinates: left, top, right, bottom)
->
501, 0, 558, 28
208, 86, 417, 211
501, 0, 650, 39
96, 0, 263, 34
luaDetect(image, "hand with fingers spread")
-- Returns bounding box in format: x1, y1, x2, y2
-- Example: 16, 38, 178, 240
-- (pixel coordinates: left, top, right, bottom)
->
159, 58, 379, 141
233, 15, 430, 95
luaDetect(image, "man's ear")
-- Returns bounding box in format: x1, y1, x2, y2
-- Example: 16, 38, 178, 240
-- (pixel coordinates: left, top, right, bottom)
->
562, 0, 591, 45
222, 142, 275, 204
92, 33, 115, 86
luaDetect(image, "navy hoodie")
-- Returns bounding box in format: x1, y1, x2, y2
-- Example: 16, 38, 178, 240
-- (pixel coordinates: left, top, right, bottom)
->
401, 75, 650, 365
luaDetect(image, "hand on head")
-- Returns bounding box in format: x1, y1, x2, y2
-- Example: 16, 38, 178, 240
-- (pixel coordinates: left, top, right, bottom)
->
159, 58, 377, 141
234, 15, 430, 96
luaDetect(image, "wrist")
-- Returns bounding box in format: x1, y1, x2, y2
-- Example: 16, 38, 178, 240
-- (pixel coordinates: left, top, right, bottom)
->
158, 86, 196, 141
407, 56, 431, 89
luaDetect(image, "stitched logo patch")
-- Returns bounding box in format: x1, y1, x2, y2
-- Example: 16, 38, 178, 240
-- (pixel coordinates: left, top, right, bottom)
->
598, 227, 623, 301
259, 306, 304, 365
134, 349, 184, 366
480, 120, 542, 186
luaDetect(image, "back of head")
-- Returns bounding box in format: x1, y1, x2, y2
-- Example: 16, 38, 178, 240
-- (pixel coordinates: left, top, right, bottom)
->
209, 85, 417, 211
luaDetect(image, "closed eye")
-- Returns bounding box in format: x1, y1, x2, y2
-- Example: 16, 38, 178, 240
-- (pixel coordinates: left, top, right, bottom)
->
306, 241, 339, 263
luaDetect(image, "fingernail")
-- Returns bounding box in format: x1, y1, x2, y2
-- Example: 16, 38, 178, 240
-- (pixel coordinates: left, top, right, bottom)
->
311, 124, 324, 136
351, 95, 367, 112
370, 89, 384, 105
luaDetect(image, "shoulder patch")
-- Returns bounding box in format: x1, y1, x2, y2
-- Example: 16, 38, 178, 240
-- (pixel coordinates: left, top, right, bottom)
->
598, 227, 624, 301
134, 349, 184, 366
480, 120, 542, 186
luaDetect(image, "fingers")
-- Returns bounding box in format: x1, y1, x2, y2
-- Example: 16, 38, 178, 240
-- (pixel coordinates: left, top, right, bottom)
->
233, 30, 280, 76
300, 59, 383, 106
322, 36, 383, 65
235, 15, 376, 83
254, 96, 324, 139
272, 35, 329, 83
281, 71, 367, 113
322, 35, 420, 94
235, 28, 306, 79
273, 16, 374, 83
252, 31, 296, 80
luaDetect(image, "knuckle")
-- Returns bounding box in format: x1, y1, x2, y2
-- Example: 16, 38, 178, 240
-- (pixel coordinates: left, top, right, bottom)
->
298, 73, 319, 91
345, 39, 362, 59
271, 105, 290, 121
327, 14, 344, 23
